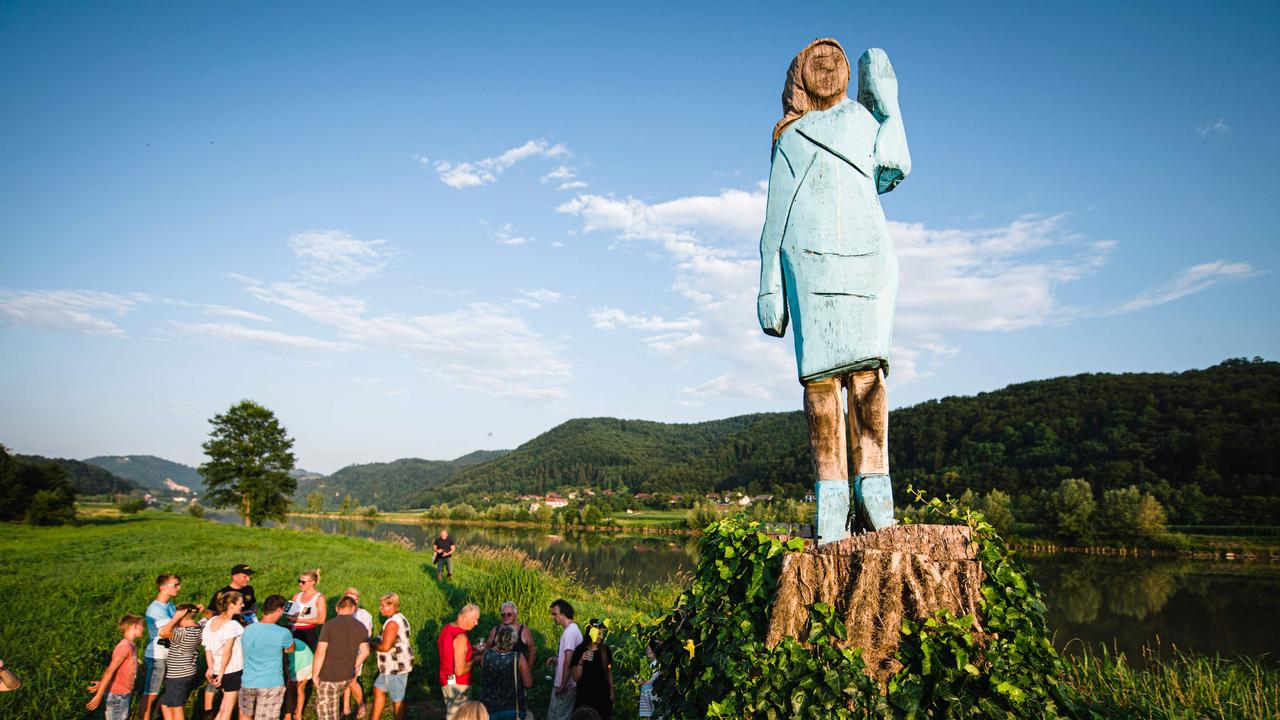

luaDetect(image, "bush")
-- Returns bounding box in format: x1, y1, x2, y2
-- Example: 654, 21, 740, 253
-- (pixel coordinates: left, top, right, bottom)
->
186, 502, 206, 518
648, 496, 1068, 718
26, 488, 77, 525
1050, 478, 1096, 543
118, 498, 148, 515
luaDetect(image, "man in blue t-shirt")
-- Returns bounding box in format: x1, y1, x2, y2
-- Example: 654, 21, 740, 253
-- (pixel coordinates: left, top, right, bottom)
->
238, 595, 296, 720
142, 573, 181, 720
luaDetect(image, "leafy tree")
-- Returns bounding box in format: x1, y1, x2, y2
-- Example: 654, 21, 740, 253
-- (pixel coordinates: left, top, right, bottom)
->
338, 494, 354, 515
198, 400, 297, 527
982, 489, 1016, 537
0, 445, 77, 525
1050, 478, 1096, 543
1100, 485, 1168, 541
306, 491, 325, 514
117, 497, 148, 514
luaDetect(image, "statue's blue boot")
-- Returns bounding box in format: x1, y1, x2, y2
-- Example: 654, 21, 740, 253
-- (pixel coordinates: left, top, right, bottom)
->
854, 474, 897, 531
815, 479, 851, 545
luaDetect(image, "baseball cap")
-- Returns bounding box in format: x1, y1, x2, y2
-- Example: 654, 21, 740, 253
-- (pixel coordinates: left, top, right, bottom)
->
231, 564, 255, 575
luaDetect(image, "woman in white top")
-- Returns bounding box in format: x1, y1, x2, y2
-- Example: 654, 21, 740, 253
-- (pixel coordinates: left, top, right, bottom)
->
201, 591, 245, 720
290, 568, 326, 651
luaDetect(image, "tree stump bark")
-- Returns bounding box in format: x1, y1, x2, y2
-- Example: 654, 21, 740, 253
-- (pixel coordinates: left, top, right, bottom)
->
766, 524, 986, 681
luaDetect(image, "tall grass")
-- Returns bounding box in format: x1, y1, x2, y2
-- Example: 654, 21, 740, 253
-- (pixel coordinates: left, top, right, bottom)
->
1064, 641, 1280, 719
0, 513, 669, 719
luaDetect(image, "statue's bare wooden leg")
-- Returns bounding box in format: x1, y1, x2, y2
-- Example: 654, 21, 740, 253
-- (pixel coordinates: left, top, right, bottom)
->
804, 376, 850, 544
849, 368, 896, 530
848, 368, 888, 475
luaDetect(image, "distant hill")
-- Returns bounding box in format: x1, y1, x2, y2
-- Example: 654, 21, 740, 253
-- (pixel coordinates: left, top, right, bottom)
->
83, 455, 205, 494
16, 455, 139, 497
295, 450, 509, 510
414, 414, 811, 507
416, 359, 1279, 524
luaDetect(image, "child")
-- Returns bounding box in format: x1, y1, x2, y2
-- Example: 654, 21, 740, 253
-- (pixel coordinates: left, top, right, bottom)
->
638, 640, 659, 719
283, 637, 314, 720
86, 614, 145, 720
158, 603, 206, 720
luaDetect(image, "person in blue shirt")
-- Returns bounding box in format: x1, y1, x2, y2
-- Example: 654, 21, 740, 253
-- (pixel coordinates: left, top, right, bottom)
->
142, 573, 182, 720
238, 595, 295, 720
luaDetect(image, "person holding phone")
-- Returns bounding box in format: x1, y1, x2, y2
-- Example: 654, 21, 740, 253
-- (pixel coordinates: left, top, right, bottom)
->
290, 569, 326, 651
569, 619, 613, 720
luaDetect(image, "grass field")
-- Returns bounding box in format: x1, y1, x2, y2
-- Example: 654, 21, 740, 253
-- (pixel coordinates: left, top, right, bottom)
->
0, 513, 673, 719
606, 509, 689, 529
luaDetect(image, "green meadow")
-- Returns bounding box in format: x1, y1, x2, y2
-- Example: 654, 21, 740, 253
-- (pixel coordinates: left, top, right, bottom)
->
0, 513, 673, 719
1, 513, 1277, 719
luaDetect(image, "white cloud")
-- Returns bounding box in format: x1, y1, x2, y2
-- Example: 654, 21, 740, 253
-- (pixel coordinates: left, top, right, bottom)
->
541, 166, 576, 183
432, 139, 569, 189
1196, 118, 1230, 139
513, 289, 565, 309
173, 321, 359, 352
559, 181, 588, 190
560, 186, 1257, 401
495, 223, 533, 247
0, 289, 147, 336
289, 230, 396, 286
1107, 261, 1261, 315
201, 305, 271, 323
235, 276, 572, 401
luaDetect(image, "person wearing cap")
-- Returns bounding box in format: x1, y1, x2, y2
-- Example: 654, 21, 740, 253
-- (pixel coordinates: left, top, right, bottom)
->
205, 565, 257, 625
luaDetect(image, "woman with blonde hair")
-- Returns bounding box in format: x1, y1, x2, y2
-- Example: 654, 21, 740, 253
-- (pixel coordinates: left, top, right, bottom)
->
455, 700, 490, 720
290, 569, 326, 651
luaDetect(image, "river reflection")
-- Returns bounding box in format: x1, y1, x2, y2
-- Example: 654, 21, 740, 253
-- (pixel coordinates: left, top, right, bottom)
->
207, 513, 1278, 661
1025, 553, 1280, 662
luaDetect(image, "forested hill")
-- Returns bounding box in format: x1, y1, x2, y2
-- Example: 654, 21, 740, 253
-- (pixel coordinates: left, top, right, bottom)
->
16, 455, 139, 497
82, 455, 205, 493
415, 359, 1279, 524
416, 413, 815, 506
295, 450, 508, 511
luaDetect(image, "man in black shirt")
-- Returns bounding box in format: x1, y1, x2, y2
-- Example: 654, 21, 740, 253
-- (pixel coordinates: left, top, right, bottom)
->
204, 563, 257, 624
432, 530, 456, 580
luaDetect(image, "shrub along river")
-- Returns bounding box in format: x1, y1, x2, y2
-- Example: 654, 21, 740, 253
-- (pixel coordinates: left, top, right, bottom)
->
207, 512, 1280, 663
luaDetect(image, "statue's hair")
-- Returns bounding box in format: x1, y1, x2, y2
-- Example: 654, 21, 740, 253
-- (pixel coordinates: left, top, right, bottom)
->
773, 38, 849, 146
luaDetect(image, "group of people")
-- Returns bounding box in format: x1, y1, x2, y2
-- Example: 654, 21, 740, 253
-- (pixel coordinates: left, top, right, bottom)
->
86, 566, 414, 720
82, 539, 662, 720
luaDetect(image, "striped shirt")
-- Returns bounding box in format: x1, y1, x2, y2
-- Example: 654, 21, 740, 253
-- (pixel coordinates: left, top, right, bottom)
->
165, 623, 205, 679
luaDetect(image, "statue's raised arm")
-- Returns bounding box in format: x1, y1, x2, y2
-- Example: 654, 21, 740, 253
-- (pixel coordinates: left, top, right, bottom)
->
857, 48, 911, 194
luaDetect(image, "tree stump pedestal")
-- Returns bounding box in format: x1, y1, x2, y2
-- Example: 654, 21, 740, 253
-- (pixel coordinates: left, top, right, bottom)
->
766, 524, 986, 681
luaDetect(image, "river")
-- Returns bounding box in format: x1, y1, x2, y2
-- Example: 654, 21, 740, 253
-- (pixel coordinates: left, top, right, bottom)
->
207, 512, 1280, 662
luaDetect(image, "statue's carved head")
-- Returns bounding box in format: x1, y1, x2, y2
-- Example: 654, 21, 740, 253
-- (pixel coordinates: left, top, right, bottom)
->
774, 38, 849, 146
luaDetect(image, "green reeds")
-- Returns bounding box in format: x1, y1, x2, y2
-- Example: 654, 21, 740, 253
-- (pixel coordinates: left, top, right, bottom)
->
1063, 640, 1279, 719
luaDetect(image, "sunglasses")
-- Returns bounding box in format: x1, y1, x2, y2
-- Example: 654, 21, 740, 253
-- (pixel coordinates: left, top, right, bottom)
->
501, 612, 516, 617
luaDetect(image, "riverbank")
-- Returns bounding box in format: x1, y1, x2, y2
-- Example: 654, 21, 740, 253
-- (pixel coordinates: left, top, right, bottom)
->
3, 514, 1278, 719
298, 509, 1280, 559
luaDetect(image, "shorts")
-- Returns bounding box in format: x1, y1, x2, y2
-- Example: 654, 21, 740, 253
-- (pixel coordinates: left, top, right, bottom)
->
293, 625, 321, 652
218, 670, 243, 692
160, 672, 199, 707
239, 685, 287, 720
435, 555, 454, 574
104, 692, 131, 720
142, 656, 166, 695
374, 672, 408, 702
315, 678, 349, 720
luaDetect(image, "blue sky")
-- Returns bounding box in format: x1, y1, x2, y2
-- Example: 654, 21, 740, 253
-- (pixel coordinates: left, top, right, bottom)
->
2, 2, 1276, 473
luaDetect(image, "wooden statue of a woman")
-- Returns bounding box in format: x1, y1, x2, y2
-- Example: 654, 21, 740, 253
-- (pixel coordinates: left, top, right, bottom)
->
757, 39, 911, 544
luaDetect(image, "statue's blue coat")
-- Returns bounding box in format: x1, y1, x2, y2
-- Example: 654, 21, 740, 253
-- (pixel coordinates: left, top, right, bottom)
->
758, 96, 907, 383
